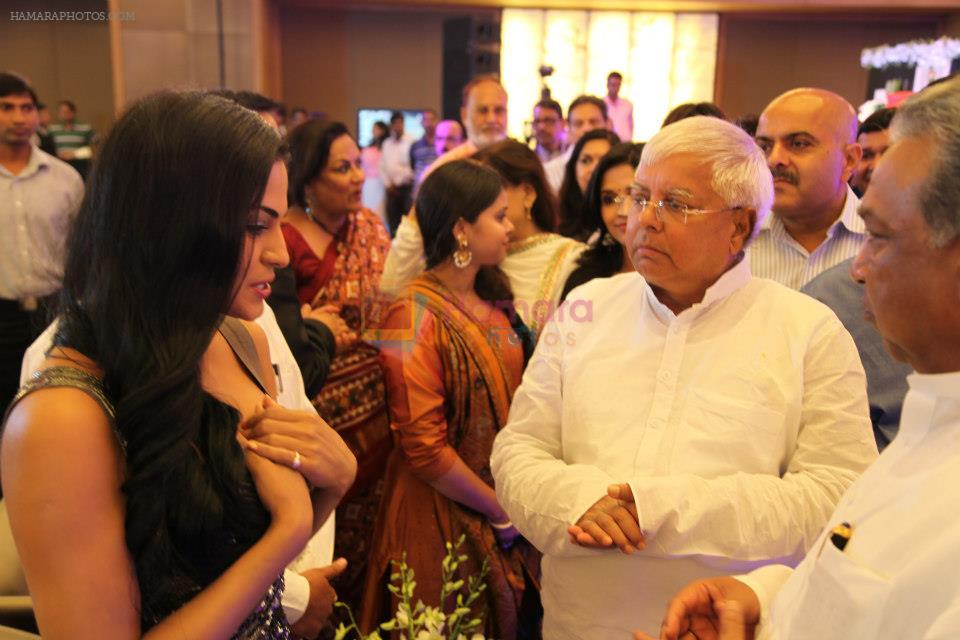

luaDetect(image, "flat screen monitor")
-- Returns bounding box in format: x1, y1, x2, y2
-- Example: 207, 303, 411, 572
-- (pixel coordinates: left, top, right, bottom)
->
357, 108, 426, 147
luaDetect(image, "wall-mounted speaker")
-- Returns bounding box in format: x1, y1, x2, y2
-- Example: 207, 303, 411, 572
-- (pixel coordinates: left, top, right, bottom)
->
442, 16, 502, 121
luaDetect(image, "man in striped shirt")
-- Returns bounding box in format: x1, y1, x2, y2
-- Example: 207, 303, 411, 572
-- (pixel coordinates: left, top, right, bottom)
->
48, 99, 95, 179
749, 88, 866, 289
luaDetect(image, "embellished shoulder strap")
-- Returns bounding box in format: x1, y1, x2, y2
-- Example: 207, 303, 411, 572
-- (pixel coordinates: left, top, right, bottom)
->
7, 366, 116, 422
218, 316, 271, 395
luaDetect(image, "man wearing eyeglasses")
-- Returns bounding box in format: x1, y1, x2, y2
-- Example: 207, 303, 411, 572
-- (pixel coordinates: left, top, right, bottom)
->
432, 119, 463, 157
531, 98, 566, 163
491, 115, 878, 639
638, 74, 960, 640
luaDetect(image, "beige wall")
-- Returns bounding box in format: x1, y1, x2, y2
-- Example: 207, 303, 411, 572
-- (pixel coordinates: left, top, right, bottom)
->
5, 3, 957, 140
945, 12, 960, 37
716, 14, 946, 118
278, 6, 493, 138
1, 0, 114, 137
1, 0, 265, 133
116, 0, 259, 106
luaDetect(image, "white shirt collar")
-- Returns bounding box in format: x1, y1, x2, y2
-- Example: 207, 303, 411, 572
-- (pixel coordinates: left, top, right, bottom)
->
907, 370, 960, 401
0, 145, 49, 179
835, 185, 865, 236
642, 255, 753, 322
760, 185, 865, 237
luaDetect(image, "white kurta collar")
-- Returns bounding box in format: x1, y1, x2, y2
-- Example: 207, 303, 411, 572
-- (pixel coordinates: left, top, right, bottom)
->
642, 256, 753, 323
907, 370, 960, 401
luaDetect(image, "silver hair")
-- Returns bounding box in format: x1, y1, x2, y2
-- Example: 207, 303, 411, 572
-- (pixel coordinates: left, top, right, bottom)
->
890, 76, 960, 248
640, 115, 773, 244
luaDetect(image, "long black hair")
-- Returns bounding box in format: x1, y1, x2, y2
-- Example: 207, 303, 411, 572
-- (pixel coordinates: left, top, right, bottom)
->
557, 128, 621, 240
561, 142, 644, 301
473, 139, 558, 232
56, 91, 283, 627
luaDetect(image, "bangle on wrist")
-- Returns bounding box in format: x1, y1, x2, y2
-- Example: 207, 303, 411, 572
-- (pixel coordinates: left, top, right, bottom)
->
490, 519, 513, 530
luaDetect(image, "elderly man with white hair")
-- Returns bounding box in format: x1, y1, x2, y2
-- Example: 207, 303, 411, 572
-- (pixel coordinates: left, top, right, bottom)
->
638, 75, 960, 640
490, 115, 878, 639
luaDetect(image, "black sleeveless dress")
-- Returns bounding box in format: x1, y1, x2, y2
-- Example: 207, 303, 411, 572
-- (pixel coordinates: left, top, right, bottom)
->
8, 328, 292, 639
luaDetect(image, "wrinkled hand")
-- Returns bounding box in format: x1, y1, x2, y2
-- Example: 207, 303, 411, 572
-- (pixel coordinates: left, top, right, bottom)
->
302, 304, 357, 353
633, 576, 759, 640
241, 396, 357, 496
567, 483, 644, 554
290, 558, 348, 639
240, 432, 312, 539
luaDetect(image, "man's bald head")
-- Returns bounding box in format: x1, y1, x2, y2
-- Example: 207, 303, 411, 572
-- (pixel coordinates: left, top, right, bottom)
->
755, 87, 862, 225
763, 88, 857, 144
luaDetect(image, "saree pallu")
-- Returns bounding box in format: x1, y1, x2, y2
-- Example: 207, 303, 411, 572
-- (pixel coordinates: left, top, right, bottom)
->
360, 274, 540, 639
282, 207, 393, 616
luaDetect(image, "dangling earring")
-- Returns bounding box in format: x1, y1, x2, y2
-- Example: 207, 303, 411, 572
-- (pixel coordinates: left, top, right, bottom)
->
524, 205, 533, 221
453, 234, 472, 268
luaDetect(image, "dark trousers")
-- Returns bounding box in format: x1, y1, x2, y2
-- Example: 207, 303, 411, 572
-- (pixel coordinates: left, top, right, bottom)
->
385, 183, 413, 236
0, 298, 51, 412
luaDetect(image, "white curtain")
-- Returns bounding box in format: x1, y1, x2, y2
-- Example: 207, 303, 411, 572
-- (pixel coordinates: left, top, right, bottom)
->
501, 9, 719, 142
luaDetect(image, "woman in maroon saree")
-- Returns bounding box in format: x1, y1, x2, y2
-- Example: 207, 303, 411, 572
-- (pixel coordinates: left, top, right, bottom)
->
282, 120, 392, 612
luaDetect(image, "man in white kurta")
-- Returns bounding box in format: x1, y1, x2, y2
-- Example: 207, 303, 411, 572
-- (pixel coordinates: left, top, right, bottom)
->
490, 115, 878, 639
642, 76, 960, 640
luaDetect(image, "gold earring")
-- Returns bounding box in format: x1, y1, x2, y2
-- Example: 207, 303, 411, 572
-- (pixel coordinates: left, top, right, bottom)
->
453, 234, 472, 268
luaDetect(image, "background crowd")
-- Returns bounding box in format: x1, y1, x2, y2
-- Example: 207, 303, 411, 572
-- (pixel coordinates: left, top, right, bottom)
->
0, 61, 958, 640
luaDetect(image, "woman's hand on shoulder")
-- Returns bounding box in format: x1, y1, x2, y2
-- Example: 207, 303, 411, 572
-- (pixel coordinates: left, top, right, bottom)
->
240, 396, 357, 497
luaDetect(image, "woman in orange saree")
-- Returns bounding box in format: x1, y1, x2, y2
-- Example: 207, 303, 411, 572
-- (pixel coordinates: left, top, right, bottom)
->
281, 120, 392, 613
361, 160, 540, 639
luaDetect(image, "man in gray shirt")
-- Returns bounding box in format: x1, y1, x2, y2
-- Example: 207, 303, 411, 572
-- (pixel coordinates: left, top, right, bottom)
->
802, 258, 911, 449
0, 72, 83, 407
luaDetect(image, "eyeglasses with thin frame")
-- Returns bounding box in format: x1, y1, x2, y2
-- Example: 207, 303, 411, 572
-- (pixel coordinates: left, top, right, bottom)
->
627, 191, 742, 224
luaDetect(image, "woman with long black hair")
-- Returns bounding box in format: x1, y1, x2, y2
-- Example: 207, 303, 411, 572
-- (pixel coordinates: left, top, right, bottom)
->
557, 129, 621, 241
561, 142, 645, 300
1, 91, 355, 638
